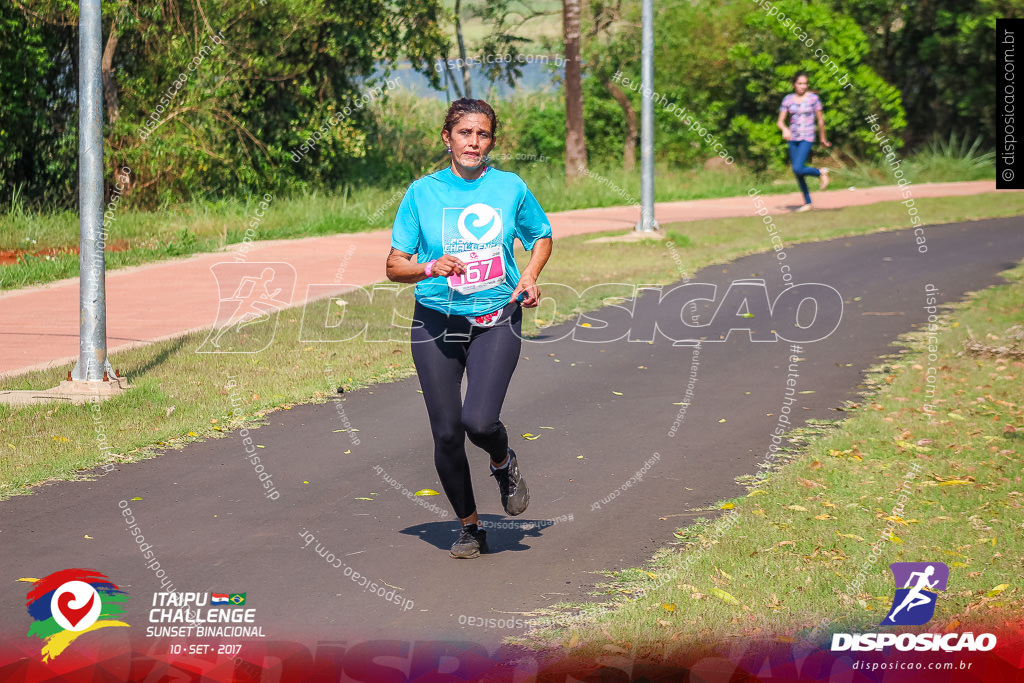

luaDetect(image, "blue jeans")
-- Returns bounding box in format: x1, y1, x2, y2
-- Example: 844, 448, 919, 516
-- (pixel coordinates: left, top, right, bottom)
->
788, 140, 820, 205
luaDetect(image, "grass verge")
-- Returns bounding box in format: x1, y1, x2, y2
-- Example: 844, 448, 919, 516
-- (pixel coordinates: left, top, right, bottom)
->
1, 193, 1022, 500
511, 264, 1024, 659
0, 155, 998, 290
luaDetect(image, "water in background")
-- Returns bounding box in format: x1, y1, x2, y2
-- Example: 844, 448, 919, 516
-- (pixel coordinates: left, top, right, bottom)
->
376, 59, 564, 101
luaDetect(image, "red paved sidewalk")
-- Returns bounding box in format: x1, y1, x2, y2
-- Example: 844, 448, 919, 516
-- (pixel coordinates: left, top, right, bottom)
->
0, 181, 1002, 378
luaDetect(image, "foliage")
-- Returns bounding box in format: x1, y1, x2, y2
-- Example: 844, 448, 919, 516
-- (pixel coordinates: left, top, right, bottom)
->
830, 0, 1024, 147
0, 0, 78, 205
2, 0, 448, 208
580, 0, 907, 171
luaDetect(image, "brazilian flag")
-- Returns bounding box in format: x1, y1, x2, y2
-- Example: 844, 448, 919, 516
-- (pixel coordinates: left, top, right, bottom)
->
229, 593, 246, 606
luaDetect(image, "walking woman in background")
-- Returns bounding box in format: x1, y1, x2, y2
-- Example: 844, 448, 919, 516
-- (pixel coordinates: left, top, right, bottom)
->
386, 98, 553, 559
777, 71, 831, 211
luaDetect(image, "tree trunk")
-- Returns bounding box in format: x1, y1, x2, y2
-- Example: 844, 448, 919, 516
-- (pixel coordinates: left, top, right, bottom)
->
101, 22, 119, 124
563, 0, 586, 182
602, 75, 637, 171
454, 0, 472, 99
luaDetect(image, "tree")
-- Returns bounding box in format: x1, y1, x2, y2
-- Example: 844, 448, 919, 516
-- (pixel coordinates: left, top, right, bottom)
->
563, 0, 586, 181
1, 0, 449, 206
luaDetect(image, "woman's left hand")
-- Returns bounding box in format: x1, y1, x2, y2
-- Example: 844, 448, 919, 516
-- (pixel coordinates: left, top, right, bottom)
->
821, 139, 832, 147
512, 274, 541, 308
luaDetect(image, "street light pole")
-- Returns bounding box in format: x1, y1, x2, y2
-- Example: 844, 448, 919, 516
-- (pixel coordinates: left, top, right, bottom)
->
71, 0, 115, 382
635, 0, 659, 233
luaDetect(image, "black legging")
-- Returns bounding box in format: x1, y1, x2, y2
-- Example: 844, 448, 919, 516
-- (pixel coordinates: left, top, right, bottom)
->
410, 301, 522, 520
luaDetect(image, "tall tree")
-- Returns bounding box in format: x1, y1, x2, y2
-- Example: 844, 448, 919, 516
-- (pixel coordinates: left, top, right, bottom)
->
452, 0, 472, 98
563, 0, 586, 182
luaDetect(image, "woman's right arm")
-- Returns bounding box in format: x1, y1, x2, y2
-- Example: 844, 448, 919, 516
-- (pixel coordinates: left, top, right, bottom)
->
776, 108, 792, 141
386, 248, 466, 284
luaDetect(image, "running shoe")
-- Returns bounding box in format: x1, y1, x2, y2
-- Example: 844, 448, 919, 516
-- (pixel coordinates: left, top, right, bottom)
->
450, 524, 488, 559
492, 449, 530, 516
795, 203, 813, 213
819, 168, 830, 191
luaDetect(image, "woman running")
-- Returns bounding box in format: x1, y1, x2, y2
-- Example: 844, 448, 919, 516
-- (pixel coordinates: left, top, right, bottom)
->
386, 98, 553, 559
777, 71, 831, 212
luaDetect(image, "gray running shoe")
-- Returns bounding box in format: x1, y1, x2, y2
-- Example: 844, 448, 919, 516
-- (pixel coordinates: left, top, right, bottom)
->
492, 449, 530, 516
450, 524, 488, 559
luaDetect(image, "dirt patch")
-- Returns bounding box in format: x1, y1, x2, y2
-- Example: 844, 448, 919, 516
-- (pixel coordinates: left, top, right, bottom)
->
0, 242, 132, 266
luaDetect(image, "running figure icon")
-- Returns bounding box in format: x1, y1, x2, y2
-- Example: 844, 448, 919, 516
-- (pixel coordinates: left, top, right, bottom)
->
887, 565, 939, 622
210, 267, 289, 348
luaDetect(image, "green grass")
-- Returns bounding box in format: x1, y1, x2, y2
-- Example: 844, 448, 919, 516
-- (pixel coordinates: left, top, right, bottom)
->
1, 193, 1022, 499
512, 266, 1024, 660
0, 136, 1000, 290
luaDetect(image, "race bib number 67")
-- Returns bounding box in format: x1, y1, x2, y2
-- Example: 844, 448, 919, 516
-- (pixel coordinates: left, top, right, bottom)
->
449, 246, 504, 295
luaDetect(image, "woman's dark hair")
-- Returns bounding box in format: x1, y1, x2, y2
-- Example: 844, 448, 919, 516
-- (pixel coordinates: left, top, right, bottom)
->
442, 98, 498, 138
792, 71, 808, 85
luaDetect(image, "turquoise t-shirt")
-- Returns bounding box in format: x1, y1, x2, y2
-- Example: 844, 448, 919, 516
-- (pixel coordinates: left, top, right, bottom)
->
390, 167, 552, 316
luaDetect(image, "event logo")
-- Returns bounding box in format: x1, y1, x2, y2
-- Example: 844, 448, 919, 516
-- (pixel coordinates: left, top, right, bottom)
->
22, 569, 129, 661
881, 562, 949, 626
831, 560, 996, 653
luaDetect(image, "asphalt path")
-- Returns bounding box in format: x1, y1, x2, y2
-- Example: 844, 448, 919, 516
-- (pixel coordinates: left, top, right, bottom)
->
1, 217, 1023, 673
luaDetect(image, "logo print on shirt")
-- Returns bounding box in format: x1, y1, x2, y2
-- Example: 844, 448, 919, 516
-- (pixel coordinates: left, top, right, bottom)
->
456, 203, 503, 244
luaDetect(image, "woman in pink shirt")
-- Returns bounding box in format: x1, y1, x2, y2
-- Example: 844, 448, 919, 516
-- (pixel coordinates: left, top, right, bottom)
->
777, 72, 831, 211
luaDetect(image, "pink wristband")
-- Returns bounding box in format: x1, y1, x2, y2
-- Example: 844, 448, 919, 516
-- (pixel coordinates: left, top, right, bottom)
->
424, 259, 437, 277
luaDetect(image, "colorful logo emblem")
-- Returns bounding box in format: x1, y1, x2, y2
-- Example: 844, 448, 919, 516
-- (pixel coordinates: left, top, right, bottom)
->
881, 562, 949, 626
23, 569, 129, 661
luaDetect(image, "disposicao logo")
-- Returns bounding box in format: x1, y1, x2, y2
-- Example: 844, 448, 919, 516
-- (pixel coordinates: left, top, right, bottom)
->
831, 561, 997, 653
882, 561, 948, 626
22, 569, 130, 661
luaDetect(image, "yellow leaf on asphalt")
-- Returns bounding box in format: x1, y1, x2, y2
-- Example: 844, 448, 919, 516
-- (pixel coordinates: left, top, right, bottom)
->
344, 450, 351, 454
84, 534, 93, 539
720, 503, 735, 510
355, 497, 373, 501
580, 322, 592, 327
718, 418, 727, 423
539, 426, 554, 429
131, 497, 142, 501
662, 603, 676, 612
985, 584, 1009, 598
256, 445, 265, 448
612, 391, 623, 395
521, 433, 540, 440
710, 588, 741, 606
414, 489, 440, 496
